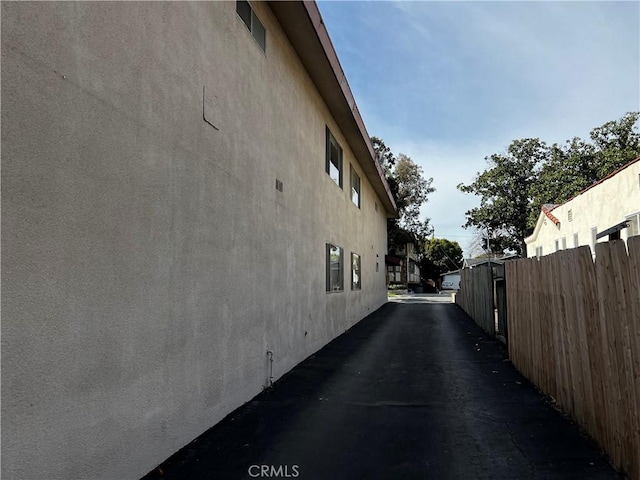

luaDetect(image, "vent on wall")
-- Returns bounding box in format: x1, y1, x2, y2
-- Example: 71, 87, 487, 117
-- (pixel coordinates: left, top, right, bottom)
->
275, 179, 284, 192
568, 209, 573, 222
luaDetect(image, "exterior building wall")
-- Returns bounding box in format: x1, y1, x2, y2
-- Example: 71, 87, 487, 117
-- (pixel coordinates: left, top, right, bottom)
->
526, 161, 640, 258
1, 3, 391, 479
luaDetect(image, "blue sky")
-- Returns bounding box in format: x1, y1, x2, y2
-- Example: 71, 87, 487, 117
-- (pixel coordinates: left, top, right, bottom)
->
316, 0, 640, 256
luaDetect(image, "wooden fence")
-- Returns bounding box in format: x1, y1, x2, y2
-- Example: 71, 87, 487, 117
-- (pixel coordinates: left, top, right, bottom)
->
506, 238, 640, 480
456, 263, 495, 336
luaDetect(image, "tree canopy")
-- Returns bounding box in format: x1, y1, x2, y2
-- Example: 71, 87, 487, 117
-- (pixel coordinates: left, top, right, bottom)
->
372, 137, 435, 251
458, 112, 640, 256
421, 238, 463, 280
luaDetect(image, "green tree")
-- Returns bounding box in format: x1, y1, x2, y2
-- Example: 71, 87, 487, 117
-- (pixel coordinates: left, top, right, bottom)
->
458, 138, 546, 256
458, 112, 640, 257
421, 238, 463, 279
590, 111, 640, 177
372, 139, 435, 250
529, 112, 640, 227
371, 136, 396, 177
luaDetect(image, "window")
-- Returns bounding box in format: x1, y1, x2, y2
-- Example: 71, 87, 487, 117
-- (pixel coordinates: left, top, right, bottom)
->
350, 165, 361, 208
561, 237, 567, 249
325, 128, 343, 188
555, 240, 560, 252
627, 212, 640, 238
236, 1, 266, 51
535, 246, 543, 258
591, 227, 598, 252
573, 233, 579, 247
351, 253, 361, 290
326, 244, 343, 292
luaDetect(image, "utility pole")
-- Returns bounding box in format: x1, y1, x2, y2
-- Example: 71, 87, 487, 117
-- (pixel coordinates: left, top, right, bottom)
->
486, 226, 491, 259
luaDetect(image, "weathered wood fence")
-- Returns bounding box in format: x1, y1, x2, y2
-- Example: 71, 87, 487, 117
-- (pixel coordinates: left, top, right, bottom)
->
506, 238, 640, 480
456, 263, 494, 335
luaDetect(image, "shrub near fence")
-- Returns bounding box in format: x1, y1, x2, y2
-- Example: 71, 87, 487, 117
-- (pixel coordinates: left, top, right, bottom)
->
506, 238, 640, 480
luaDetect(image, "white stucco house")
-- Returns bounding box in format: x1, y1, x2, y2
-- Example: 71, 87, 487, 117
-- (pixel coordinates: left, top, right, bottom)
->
2, 2, 397, 479
525, 157, 640, 258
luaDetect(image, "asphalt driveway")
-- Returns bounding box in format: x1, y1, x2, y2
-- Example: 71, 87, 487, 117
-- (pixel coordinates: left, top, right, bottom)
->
142, 296, 621, 480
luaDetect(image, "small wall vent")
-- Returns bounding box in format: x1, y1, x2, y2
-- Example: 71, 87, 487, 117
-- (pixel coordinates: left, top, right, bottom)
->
275, 179, 284, 192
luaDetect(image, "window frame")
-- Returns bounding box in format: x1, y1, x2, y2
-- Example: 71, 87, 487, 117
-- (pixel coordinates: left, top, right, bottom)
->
350, 164, 361, 208
326, 243, 344, 292
351, 253, 361, 290
325, 127, 343, 188
236, 0, 266, 52
626, 211, 640, 238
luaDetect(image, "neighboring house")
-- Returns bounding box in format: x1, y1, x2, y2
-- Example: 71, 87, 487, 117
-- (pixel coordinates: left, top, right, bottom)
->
2, 2, 397, 479
440, 270, 461, 290
525, 158, 640, 258
386, 242, 421, 287
462, 254, 519, 269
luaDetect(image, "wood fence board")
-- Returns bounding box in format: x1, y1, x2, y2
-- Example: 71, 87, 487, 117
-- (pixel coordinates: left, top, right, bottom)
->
562, 249, 585, 427
610, 240, 636, 475
573, 247, 597, 436
596, 241, 622, 466
627, 236, 640, 480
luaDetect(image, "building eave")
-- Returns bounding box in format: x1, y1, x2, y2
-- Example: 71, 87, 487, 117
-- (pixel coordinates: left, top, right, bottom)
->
268, 1, 398, 218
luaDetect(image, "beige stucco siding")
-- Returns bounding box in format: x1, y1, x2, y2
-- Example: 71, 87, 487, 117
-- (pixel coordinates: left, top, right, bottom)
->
525, 161, 640, 257
2, 2, 389, 479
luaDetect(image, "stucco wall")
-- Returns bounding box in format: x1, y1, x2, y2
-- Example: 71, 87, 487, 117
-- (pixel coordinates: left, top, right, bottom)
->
1, 2, 389, 479
526, 161, 640, 257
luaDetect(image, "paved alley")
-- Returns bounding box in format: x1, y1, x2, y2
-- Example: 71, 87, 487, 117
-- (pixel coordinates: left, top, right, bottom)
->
143, 297, 622, 480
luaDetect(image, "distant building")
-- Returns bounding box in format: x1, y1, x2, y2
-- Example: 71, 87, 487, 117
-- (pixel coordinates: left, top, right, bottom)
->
440, 270, 461, 290
525, 158, 640, 258
2, 2, 397, 479
462, 254, 519, 269
386, 242, 421, 287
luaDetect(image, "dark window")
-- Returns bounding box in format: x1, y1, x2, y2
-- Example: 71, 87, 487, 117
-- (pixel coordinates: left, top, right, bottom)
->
326, 127, 343, 188
236, 0, 251, 28
236, 1, 266, 52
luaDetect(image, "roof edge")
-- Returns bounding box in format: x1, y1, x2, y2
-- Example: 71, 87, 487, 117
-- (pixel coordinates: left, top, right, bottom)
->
549, 156, 640, 211
269, 1, 397, 217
